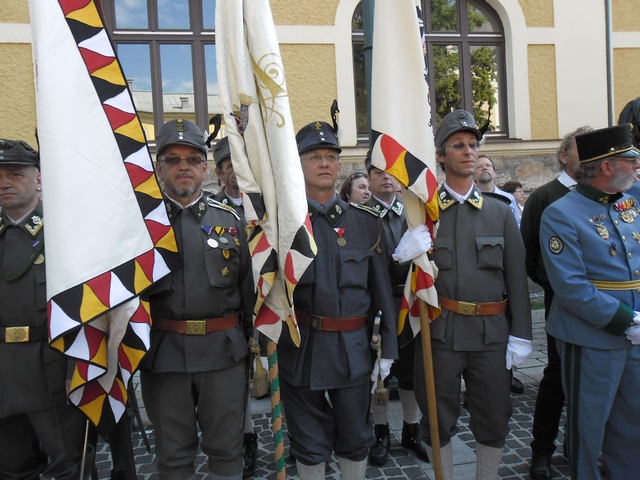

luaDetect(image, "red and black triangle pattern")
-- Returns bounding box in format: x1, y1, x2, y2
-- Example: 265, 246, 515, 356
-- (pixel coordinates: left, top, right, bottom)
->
47, 0, 180, 434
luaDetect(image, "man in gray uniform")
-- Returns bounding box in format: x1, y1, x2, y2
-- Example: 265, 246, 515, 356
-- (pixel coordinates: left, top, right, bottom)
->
410, 110, 532, 479
0, 138, 94, 479
213, 137, 244, 218
277, 120, 398, 480
140, 119, 255, 480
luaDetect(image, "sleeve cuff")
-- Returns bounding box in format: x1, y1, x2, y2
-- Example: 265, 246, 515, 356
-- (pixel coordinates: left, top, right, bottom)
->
602, 302, 634, 335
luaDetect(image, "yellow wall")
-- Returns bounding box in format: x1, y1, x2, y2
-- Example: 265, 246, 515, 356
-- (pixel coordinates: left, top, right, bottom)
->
614, 48, 640, 119
613, 0, 640, 31
271, 0, 339, 25
0, 44, 37, 146
0, 2, 30, 23
528, 45, 558, 140
517, 0, 554, 27
281, 44, 338, 133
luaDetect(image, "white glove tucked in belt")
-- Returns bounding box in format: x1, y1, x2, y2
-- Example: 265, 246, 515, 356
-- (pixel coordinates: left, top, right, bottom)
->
505, 335, 532, 370
392, 224, 432, 263
625, 324, 640, 345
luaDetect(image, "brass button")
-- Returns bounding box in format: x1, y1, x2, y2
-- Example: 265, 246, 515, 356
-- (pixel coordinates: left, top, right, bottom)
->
635, 270, 639, 276
629, 253, 633, 259
623, 236, 627, 241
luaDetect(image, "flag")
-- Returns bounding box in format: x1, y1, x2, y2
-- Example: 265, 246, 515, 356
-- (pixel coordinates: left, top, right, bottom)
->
370, 0, 440, 345
29, 0, 180, 434
216, 0, 316, 345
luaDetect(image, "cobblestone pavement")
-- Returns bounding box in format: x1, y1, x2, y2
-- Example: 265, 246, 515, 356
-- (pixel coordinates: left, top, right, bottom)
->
95, 309, 571, 479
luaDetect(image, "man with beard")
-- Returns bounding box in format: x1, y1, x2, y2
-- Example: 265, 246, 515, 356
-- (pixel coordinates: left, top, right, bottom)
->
213, 137, 244, 218
540, 124, 640, 480
140, 119, 255, 480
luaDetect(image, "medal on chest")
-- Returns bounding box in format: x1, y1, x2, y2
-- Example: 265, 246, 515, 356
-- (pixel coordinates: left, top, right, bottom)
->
334, 227, 346, 246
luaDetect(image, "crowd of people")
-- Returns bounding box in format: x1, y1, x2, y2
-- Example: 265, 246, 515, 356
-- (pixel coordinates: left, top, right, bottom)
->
2, 97, 640, 480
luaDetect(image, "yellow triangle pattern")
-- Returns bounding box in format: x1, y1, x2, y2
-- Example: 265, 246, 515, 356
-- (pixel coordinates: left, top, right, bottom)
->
91, 61, 127, 86
156, 230, 179, 253
65, 1, 103, 28
135, 175, 163, 198
80, 284, 109, 323
133, 260, 153, 294
115, 118, 146, 143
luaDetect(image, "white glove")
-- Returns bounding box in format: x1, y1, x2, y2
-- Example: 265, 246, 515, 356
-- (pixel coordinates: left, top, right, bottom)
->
505, 335, 532, 370
370, 358, 394, 384
392, 224, 432, 263
633, 311, 640, 325
625, 324, 640, 345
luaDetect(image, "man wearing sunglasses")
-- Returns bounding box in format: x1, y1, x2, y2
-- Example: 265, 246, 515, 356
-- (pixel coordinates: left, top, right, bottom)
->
140, 118, 255, 480
407, 109, 532, 480
540, 124, 640, 480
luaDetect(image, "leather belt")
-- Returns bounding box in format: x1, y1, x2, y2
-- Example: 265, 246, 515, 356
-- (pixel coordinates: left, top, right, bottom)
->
0, 326, 48, 343
295, 310, 367, 332
152, 313, 240, 335
438, 296, 508, 316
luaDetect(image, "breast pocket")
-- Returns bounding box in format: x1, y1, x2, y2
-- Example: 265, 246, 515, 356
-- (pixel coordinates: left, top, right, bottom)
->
434, 236, 453, 270
475, 235, 504, 269
203, 235, 240, 288
338, 248, 373, 288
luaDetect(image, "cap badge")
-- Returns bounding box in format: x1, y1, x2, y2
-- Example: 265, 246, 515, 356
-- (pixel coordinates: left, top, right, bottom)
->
315, 122, 322, 131
175, 120, 186, 132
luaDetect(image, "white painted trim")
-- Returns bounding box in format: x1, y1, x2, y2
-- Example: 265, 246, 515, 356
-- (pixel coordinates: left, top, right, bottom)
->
486, 0, 532, 140
0, 23, 32, 43
612, 31, 640, 48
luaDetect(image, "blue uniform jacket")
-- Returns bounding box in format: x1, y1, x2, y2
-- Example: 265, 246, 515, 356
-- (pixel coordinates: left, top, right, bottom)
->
540, 183, 638, 349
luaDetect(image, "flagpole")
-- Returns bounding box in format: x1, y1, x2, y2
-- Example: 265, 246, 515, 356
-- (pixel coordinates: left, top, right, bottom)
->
267, 340, 286, 480
419, 299, 443, 480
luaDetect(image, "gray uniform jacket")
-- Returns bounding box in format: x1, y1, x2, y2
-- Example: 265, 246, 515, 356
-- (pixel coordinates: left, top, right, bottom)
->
213, 189, 245, 219
0, 203, 69, 416
431, 186, 532, 350
141, 194, 254, 373
278, 197, 398, 389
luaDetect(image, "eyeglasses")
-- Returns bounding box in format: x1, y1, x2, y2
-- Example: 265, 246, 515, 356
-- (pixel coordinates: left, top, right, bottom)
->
159, 155, 206, 167
446, 142, 480, 151
303, 153, 339, 164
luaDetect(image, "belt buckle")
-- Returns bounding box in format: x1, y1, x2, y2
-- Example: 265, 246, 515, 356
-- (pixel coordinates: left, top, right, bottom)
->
186, 320, 207, 335
6, 326, 29, 343
310, 314, 323, 330
457, 301, 477, 316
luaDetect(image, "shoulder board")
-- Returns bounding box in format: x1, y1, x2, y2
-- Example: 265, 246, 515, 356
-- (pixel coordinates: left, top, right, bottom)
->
350, 202, 381, 216
207, 198, 240, 220
483, 191, 511, 205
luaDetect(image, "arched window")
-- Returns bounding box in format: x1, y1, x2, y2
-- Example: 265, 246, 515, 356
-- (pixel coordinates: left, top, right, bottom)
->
352, 0, 507, 138
101, 0, 219, 143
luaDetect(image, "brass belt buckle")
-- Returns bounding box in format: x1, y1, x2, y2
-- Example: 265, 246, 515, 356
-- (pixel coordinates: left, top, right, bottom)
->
310, 314, 323, 330
457, 301, 478, 316
186, 320, 207, 335
6, 326, 29, 343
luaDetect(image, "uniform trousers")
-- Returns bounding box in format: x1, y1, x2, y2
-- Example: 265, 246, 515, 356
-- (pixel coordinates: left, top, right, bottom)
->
531, 292, 565, 455
414, 338, 512, 448
280, 376, 373, 465
558, 340, 640, 480
0, 403, 91, 480
141, 364, 245, 480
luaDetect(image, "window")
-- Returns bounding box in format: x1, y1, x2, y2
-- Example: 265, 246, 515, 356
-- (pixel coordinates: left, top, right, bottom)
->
352, 0, 507, 138
100, 0, 221, 144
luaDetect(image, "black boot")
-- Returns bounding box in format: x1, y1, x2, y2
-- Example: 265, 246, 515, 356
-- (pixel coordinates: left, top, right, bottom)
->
243, 432, 258, 479
368, 423, 390, 466
401, 422, 430, 463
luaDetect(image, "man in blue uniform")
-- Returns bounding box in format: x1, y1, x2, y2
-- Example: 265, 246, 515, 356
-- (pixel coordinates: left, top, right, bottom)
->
0, 138, 94, 479
140, 119, 255, 480
410, 110, 532, 480
521, 125, 592, 479
277, 120, 398, 480
540, 124, 640, 480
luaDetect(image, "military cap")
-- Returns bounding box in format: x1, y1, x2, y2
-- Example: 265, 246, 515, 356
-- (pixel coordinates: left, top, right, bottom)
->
156, 118, 208, 156
0, 139, 40, 169
575, 124, 640, 163
434, 109, 482, 148
213, 136, 231, 168
296, 121, 341, 155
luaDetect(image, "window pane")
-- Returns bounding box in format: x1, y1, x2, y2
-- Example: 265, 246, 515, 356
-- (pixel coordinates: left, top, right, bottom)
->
352, 5, 363, 31
430, 0, 458, 32
468, 1, 499, 33
352, 42, 368, 136
432, 44, 461, 124
471, 44, 502, 132
158, 0, 190, 30
204, 44, 223, 131
160, 44, 196, 125
114, 0, 148, 29
202, 0, 216, 30
117, 44, 154, 139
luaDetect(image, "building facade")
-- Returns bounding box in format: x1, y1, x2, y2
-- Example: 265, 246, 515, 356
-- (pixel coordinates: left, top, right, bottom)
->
2, 0, 640, 191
